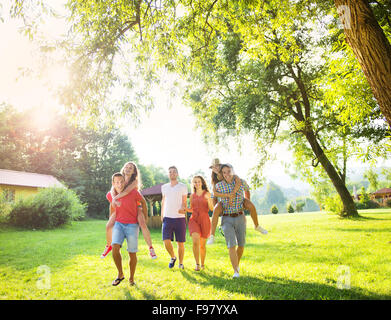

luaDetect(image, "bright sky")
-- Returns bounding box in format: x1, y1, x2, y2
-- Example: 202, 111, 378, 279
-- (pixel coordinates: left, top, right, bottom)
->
0, 2, 309, 190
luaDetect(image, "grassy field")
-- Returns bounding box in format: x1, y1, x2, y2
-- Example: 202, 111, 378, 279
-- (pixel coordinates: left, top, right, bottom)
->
1, 209, 391, 300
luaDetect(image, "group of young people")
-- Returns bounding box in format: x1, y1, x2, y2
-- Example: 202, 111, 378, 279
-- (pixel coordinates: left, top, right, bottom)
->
101, 159, 268, 286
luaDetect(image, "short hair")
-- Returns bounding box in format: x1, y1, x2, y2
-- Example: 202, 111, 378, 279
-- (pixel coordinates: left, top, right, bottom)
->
112, 172, 124, 182
168, 166, 178, 173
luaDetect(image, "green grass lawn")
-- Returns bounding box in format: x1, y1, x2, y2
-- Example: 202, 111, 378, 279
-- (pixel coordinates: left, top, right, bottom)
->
1, 209, 391, 300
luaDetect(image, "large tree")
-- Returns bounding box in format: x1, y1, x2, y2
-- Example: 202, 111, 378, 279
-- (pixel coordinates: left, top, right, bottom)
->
7, 0, 391, 216
334, 0, 391, 128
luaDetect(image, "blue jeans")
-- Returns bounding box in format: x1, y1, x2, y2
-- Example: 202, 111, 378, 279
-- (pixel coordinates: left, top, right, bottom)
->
112, 222, 139, 253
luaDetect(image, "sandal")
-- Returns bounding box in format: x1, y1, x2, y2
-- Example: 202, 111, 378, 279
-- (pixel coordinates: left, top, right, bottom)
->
112, 277, 125, 286
195, 264, 200, 271
129, 280, 136, 286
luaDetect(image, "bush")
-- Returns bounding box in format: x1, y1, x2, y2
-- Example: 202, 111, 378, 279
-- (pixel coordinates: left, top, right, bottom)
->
287, 203, 295, 213
9, 187, 86, 229
386, 199, 391, 208
0, 192, 12, 223
271, 204, 279, 214
324, 194, 344, 215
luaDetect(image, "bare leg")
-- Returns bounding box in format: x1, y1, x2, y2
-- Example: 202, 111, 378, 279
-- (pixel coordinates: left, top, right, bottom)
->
210, 202, 223, 236
229, 246, 239, 273
112, 244, 124, 278
237, 246, 244, 265
243, 198, 259, 227
137, 208, 153, 248
106, 213, 116, 246
200, 237, 207, 267
191, 232, 200, 265
164, 239, 176, 259
177, 242, 185, 265
128, 252, 137, 284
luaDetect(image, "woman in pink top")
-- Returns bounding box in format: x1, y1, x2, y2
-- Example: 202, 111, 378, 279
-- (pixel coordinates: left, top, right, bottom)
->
186, 176, 214, 271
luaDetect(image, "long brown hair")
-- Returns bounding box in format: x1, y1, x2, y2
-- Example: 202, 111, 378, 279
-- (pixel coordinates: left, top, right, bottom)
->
192, 175, 210, 194
114, 161, 142, 193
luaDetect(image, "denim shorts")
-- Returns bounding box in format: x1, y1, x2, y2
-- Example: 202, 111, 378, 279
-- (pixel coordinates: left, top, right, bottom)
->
162, 217, 186, 242
112, 222, 139, 253
221, 214, 246, 248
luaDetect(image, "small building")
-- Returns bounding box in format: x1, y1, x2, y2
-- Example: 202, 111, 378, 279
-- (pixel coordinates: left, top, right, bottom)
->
0, 169, 64, 202
370, 187, 391, 206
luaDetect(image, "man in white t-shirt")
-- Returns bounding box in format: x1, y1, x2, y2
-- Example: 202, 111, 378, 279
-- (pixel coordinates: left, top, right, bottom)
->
161, 166, 188, 269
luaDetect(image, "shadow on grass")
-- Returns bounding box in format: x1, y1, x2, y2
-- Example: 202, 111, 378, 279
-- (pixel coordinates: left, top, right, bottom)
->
180, 269, 391, 300
0, 220, 165, 273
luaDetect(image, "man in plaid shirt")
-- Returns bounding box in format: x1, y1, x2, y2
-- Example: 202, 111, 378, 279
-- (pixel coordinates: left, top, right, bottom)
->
214, 164, 249, 279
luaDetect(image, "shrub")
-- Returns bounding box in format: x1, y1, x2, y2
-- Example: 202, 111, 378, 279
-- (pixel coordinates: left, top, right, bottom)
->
295, 201, 305, 212
386, 199, 391, 208
324, 194, 344, 215
9, 187, 86, 229
287, 203, 295, 213
0, 192, 13, 223
271, 204, 279, 214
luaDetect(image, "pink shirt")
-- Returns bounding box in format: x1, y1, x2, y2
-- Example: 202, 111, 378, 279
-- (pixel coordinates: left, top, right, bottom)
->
106, 190, 142, 224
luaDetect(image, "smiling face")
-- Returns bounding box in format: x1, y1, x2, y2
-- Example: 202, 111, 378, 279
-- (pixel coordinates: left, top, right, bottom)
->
112, 175, 125, 194
168, 166, 178, 181
122, 162, 135, 177
211, 164, 221, 174
221, 165, 234, 183
193, 177, 203, 191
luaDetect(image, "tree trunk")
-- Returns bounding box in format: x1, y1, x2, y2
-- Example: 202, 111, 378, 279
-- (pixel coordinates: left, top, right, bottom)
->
305, 130, 359, 217
334, 0, 391, 128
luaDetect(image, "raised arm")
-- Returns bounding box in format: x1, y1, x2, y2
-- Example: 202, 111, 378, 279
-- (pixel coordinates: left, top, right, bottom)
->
114, 178, 138, 200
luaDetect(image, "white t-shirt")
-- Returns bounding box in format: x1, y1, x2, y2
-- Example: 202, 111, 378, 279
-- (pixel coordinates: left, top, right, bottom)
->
161, 182, 188, 219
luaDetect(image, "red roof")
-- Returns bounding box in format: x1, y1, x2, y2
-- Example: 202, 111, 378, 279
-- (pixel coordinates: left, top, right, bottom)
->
372, 188, 391, 195
0, 169, 64, 188
141, 183, 165, 196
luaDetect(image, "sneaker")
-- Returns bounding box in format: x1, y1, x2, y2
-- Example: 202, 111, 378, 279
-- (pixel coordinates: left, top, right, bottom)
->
255, 225, 268, 235
100, 245, 112, 259
149, 247, 157, 259
207, 235, 215, 245
169, 257, 177, 268
233, 272, 240, 278
178, 264, 184, 270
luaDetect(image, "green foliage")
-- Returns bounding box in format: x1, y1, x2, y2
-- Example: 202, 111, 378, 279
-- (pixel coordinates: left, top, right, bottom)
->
295, 201, 305, 213
359, 187, 371, 207
8, 187, 86, 229
357, 187, 381, 209
287, 203, 295, 213
0, 192, 12, 223
323, 194, 344, 215
271, 204, 279, 214
0, 104, 144, 219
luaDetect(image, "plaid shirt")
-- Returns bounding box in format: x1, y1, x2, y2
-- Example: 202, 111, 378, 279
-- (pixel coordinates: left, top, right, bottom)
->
214, 178, 250, 214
